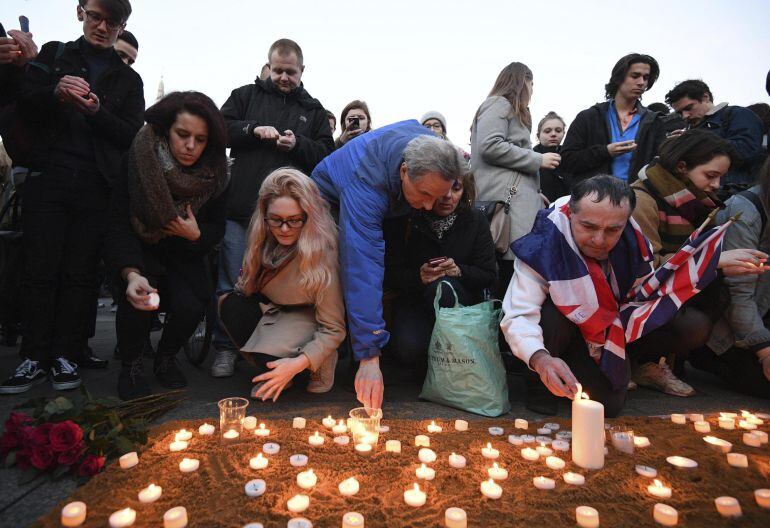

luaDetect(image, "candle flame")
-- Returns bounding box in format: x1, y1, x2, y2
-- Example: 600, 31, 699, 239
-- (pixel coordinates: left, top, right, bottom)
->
452, 452, 456, 456
486, 442, 492, 449
413, 483, 420, 491
259, 423, 265, 429
431, 420, 436, 426
493, 462, 499, 469
339, 419, 344, 426
653, 479, 662, 487
581, 392, 589, 400
326, 415, 332, 419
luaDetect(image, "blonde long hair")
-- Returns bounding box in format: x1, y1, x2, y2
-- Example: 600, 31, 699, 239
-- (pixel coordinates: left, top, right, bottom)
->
238, 167, 338, 301
487, 62, 533, 130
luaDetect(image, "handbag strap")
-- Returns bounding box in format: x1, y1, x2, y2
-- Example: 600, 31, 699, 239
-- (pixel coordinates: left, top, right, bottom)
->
433, 280, 460, 312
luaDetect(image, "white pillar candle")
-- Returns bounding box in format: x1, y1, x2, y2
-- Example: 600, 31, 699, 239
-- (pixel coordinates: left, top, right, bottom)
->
254, 423, 270, 437
653, 503, 678, 526
448, 452, 466, 468
308, 431, 325, 446
755, 489, 770, 508
354, 443, 372, 455
169, 440, 188, 452
138, 484, 162, 503
552, 440, 570, 451
571, 385, 604, 470
290, 454, 308, 467
108, 508, 136, 528
635, 465, 658, 478
293, 417, 306, 429
119, 452, 138, 469
714, 496, 742, 518
508, 435, 523, 446
515, 418, 528, 430
297, 469, 318, 489
726, 453, 748, 468
322, 415, 336, 428
250, 454, 269, 469
404, 483, 426, 507
634, 436, 650, 448
718, 417, 735, 430
342, 512, 364, 528
333, 420, 348, 435
563, 472, 585, 485
338, 477, 360, 497
537, 427, 551, 435
242, 417, 257, 430
163, 507, 187, 528
536, 443, 553, 456
521, 447, 540, 461
418, 448, 437, 463
480, 478, 503, 499
481, 443, 499, 459
334, 435, 350, 446
287, 494, 310, 513
487, 462, 508, 480
415, 435, 430, 447
198, 423, 215, 435
427, 420, 442, 433
647, 479, 672, 499
670, 414, 686, 425
694, 421, 711, 433
488, 426, 504, 436
61, 502, 87, 527
178, 458, 199, 473
688, 413, 704, 423
386, 440, 401, 453
545, 456, 565, 470
222, 429, 239, 440
575, 506, 599, 528
416, 463, 436, 480
244, 479, 266, 497
454, 420, 468, 432
533, 476, 556, 490
444, 507, 467, 528
666, 456, 697, 469
703, 436, 732, 453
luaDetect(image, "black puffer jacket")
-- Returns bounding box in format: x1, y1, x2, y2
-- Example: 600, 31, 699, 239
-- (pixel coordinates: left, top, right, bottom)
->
220, 78, 334, 222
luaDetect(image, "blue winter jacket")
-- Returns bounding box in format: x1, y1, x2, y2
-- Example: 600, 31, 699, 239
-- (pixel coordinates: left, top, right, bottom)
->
311, 120, 433, 360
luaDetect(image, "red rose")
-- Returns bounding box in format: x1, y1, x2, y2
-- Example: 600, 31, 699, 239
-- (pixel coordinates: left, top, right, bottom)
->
77, 454, 105, 477
57, 442, 85, 466
1, 430, 20, 453
28, 424, 53, 447
3, 412, 32, 434
49, 421, 83, 453
30, 446, 55, 470
15, 448, 31, 470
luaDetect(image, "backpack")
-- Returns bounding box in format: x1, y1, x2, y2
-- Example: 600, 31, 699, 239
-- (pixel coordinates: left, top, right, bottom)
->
737, 189, 767, 235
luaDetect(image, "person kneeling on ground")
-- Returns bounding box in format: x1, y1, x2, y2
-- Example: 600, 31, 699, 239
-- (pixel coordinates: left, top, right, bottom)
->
106, 91, 229, 400
218, 168, 345, 401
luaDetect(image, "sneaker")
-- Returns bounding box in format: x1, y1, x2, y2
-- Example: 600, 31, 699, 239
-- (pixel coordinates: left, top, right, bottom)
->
76, 344, 109, 370
154, 355, 187, 389
632, 357, 695, 397
210, 349, 237, 378
118, 358, 152, 400
307, 353, 337, 393
0, 359, 48, 394
50, 357, 82, 391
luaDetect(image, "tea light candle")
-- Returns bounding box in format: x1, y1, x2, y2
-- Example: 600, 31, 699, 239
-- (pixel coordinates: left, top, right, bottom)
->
489, 426, 504, 436
262, 442, 280, 455
169, 440, 188, 452
749, 431, 768, 444
293, 417, 306, 429
546, 456, 565, 470
575, 506, 599, 528
386, 440, 401, 453
198, 423, 215, 435
521, 447, 540, 461
653, 503, 678, 526
287, 494, 310, 513
556, 431, 572, 440
416, 463, 436, 480
508, 435, 523, 445
720, 412, 738, 419
163, 507, 187, 528
666, 456, 697, 469
522, 434, 536, 443
297, 468, 318, 489
223, 429, 239, 440
61, 502, 87, 527
536, 443, 553, 456
404, 483, 427, 507
287, 519, 312, 528
290, 454, 308, 467
549, 440, 568, 452
748, 416, 763, 425
718, 417, 735, 430
487, 462, 508, 480
308, 431, 325, 446
334, 435, 350, 446
481, 442, 499, 459
148, 292, 160, 308
322, 415, 336, 428
179, 458, 199, 473
415, 435, 430, 447
333, 420, 348, 435
245, 479, 266, 498
480, 478, 502, 499
455, 420, 468, 432
634, 436, 650, 448
515, 418, 528, 429
755, 489, 770, 508
419, 447, 437, 463
714, 496, 742, 518
688, 413, 704, 423
137, 483, 162, 504
342, 512, 364, 528
108, 508, 136, 528
544, 422, 560, 431
536, 436, 552, 444
359, 432, 378, 445
537, 427, 551, 435
703, 436, 732, 453
242, 417, 257, 430
355, 443, 372, 455
571, 384, 604, 470
445, 507, 467, 528
739, 420, 757, 430
694, 421, 711, 433
250, 453, 269, 469
636, 465, 658, 478
119, 452, 138, 469
254, 423, 270, 437
377, 425, 390, 433
448, 452, 466, 468
427, 420, 442, 433
339, 477, 360, 496
533, 476, 556, 490
647, 479, 672, 499
670, 414, 686, 425
563, 472, 586, 485
726, 453, 748, 468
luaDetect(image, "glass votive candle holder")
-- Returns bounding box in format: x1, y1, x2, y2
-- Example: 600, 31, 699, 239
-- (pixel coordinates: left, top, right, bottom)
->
218, 397, 249, 441
349, 407, 383, 446
609, 426, 634, 454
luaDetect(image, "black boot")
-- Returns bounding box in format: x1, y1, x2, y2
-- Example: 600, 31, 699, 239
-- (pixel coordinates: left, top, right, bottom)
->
77, 343, 109, 369
153, 355, 187, 389
525, 373, 559, 415
118, 358, 152, 400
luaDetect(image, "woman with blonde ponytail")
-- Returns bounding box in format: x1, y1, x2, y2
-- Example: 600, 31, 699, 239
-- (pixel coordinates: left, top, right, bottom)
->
218, 167, 345, 401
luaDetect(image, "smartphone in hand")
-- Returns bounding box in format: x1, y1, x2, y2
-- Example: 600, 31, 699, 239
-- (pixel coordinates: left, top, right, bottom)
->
428, 256, 447, 267
19, 16, 29, 33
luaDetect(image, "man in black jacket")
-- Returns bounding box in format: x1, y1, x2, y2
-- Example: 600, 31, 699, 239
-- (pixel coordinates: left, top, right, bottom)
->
0, 0, 144, 395
210, 38, 334, 378
561, 53, 668, 184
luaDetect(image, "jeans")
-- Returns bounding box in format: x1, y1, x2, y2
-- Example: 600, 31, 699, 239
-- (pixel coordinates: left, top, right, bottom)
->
212, 220, 249, 351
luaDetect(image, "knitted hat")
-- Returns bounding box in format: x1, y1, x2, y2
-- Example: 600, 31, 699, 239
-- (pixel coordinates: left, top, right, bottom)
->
420, 111, 447, 133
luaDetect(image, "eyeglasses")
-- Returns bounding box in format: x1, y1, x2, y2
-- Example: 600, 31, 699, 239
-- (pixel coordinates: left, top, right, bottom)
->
79, 6, 124, 31
264, 216, 306, 229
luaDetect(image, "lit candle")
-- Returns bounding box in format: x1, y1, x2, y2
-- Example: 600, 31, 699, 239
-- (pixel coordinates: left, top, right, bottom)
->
415, 435, 430, 447
427, 420, 442, 433
488, 426, 504, 436
748, 431, 768, 444
480, 478, 503, 499
333, 420, 348, 435
634, 436, 650, 448
653, 503, 678, 526
108, 508, 136, 528
571, 385, 604, 470
138, 484, 162, 503
448, 452, 466, 468
694, 421, 711, 433
703, 436, 732, 453
254, 423, 270, 437
445, 507, 467, 528
322, 415, 336, 428
354, 443, 372, 455
173, 429, 192, 441
404, 483, 427, 507
293, 417, 306, 429
714, 496, 742, 518
198, 423, 215, 436
487, 462, 508, 480
720, 412, 738, 419
287, 494, 310, 513
575, 506, 599, 528
148, 292, 160, 308
223, 429, 239, 440
297, 468, 318, 489
308, 431, 325, 446
119, 452, 138, 469
169, 440, 188, 452
738, 420, 757, 430
419, 447, 437, 463
416, 463, 436, 480
481, 443, 499, 459
250, 453, 269, 469
515, 418, 528, 430
755, 489, 770, 509
552, 440, 570, 451
718, 417, 735, 430
163, 506, 187, 528
242, 417, 257, 430
533, 476, 556, 490
455, 420, 468, 432
563, 472, 585, 486
378, 425, 390, 433
508, 435, 524, 446
666, 456, 697, 469
61, 502, 87, 527
339, 477, 360, 497
244, 479, 266, 497
178, 458, 199, 473
342, 512, 364, 528
536, 443, 553, 456
521, 447, 540, 461
636, 465, 658, 478
290, 454, 308, 467
334, 435, 350, 446
748, 416, 763, 425
359, 431, 378, 445
670, 414, 686, 425
647, 479, 672, 499
386, 440, 401, 453
726, 453, 748, 468
688, 413, 704, 423
546, 456, 565, 470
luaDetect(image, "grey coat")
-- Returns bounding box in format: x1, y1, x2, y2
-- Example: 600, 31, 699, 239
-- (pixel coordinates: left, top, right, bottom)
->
470, 96, 543, 260
708, 186, 770, 355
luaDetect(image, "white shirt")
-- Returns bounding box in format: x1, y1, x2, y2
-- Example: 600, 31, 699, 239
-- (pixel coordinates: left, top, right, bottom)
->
500, 259, 550, 367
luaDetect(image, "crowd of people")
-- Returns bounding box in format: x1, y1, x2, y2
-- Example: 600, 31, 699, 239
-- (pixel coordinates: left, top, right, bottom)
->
1, 0, 769, 417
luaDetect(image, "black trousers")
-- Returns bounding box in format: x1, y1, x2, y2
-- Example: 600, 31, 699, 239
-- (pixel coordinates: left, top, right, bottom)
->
537, 298, 628, 417
690, 346, 770, 399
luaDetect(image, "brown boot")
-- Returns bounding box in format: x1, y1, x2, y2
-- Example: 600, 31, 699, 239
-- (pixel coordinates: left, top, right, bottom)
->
307, 352, 338, 393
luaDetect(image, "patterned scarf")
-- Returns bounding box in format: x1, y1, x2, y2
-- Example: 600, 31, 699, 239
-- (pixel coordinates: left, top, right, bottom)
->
423, 211, 457, 239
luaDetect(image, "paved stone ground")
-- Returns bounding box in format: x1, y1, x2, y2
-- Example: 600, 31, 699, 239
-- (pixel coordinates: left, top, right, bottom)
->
0, 301, 767, 527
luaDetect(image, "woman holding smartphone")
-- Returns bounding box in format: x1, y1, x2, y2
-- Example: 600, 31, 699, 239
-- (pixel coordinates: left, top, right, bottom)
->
335, 99, 372, 148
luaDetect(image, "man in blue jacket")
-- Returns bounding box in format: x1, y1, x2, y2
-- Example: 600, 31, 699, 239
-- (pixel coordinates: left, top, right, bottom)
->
311, 120, 465, 409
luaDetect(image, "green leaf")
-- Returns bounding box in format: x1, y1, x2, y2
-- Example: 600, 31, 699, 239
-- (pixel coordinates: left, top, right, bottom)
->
113, 436, 136, 455
4, 451, 16, 468
107, 423, 125, 438
53, 397, 74, 411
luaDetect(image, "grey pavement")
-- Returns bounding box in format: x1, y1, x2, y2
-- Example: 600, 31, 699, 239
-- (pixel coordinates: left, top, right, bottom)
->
0, 300, 768, 527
